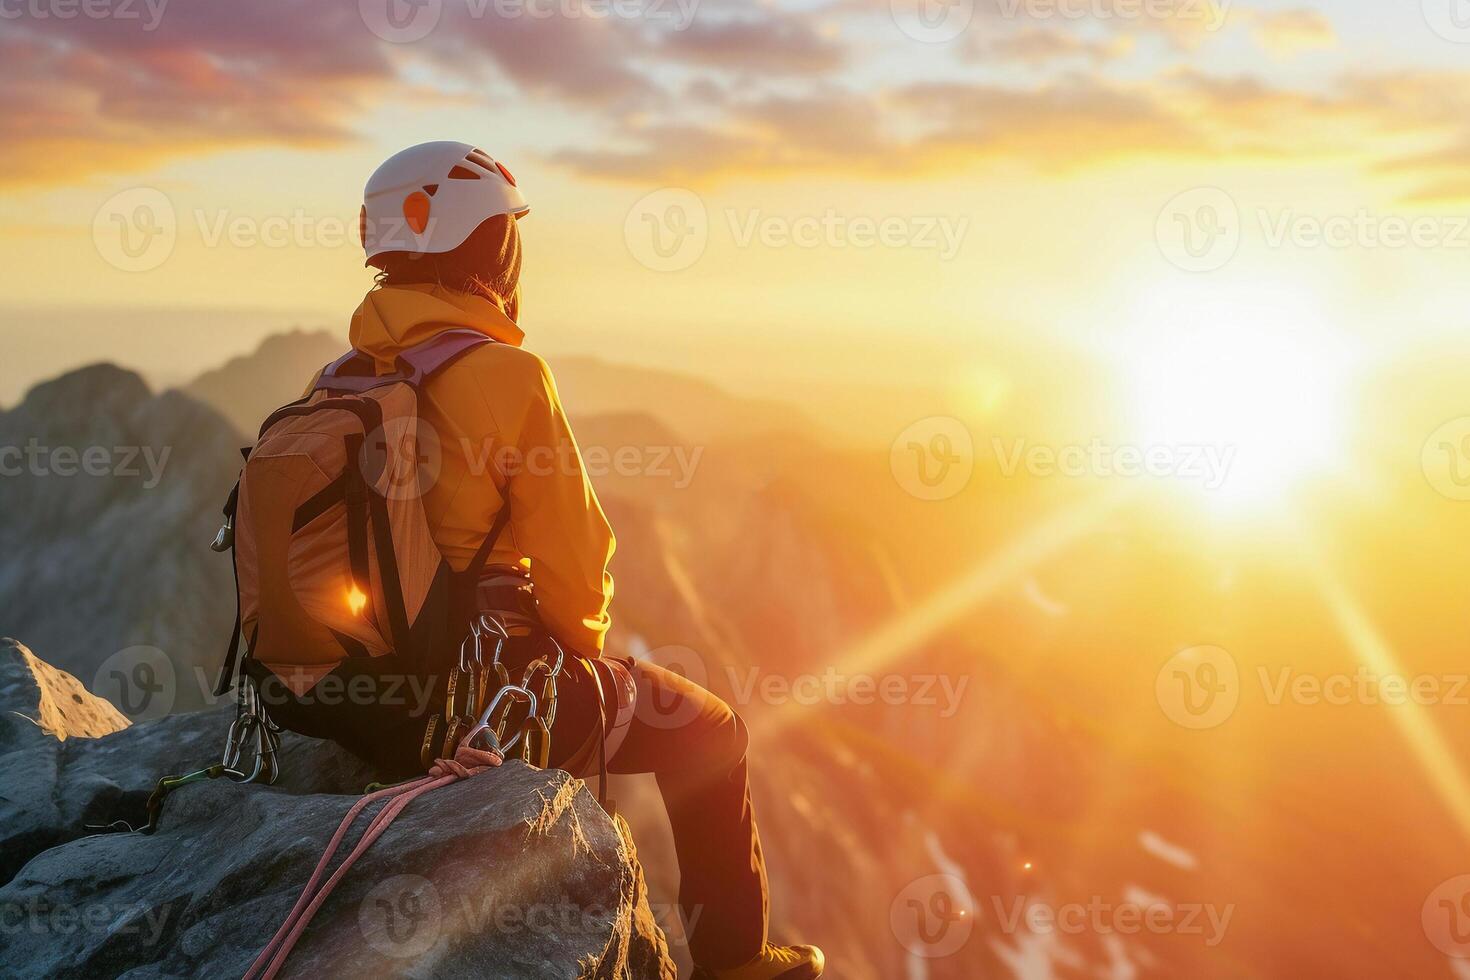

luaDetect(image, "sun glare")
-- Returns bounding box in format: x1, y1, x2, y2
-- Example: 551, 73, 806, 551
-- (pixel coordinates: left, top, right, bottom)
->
1127, 286, 1350, 509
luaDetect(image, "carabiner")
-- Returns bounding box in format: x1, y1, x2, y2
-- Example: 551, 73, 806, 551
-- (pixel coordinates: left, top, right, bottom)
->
463, 685, 537, 756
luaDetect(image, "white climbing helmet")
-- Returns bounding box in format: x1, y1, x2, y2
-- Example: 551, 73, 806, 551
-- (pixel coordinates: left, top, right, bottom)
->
360, 140, 528, 263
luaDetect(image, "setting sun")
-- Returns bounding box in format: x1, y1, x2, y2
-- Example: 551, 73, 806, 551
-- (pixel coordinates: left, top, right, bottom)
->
1127, 286, 1353, 508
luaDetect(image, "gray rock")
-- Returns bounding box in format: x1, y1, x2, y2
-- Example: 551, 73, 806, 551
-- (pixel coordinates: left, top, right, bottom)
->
0, 641, 675, 978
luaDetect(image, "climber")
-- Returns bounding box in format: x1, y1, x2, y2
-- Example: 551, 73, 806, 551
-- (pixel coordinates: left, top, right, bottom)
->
221, 142, 824, 980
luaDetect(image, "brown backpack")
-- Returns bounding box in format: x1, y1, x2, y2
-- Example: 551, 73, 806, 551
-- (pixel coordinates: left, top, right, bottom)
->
213, 330, 507, 700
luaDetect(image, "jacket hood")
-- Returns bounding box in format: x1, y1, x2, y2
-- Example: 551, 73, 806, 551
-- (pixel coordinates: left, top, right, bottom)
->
349, 284, 524, 370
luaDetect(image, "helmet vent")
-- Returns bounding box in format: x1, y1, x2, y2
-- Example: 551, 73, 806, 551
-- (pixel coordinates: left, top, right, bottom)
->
423, 184, 439, 197
465, 148, 497, 170
447, 165, 480, 180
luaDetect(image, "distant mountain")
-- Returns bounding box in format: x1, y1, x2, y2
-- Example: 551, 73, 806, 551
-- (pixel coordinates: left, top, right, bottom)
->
179, 328, 822, 447
549, 354, 820, 443
0, 364, 241, 709
181, 328, 346, 437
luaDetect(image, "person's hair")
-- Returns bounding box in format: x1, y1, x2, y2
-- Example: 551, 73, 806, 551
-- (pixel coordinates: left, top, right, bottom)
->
370, 213, 522, 313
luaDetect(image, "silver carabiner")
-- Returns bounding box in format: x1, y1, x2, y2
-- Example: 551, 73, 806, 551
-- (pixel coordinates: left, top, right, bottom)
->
463, 685, 537, 756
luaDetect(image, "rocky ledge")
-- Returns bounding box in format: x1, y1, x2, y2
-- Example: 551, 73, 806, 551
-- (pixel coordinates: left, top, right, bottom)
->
0, 638, 675, 978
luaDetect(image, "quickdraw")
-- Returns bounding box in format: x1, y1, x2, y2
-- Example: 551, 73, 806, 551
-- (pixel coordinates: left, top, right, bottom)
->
433, 612, 563, 771
125, 675, 281, 835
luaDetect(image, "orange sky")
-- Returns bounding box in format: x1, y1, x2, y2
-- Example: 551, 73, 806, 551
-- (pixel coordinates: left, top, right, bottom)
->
3, 0, 1470, 443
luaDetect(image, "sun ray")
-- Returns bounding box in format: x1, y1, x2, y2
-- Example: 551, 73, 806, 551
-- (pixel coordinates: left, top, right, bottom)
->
755, 485, 1136, 740
1302, 540, 1470, 847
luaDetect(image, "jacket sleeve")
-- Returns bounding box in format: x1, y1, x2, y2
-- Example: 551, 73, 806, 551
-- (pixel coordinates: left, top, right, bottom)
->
492, 353, 615, 657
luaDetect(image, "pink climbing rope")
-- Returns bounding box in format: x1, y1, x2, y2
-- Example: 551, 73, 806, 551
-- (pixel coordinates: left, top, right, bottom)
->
242, 745, 501, 980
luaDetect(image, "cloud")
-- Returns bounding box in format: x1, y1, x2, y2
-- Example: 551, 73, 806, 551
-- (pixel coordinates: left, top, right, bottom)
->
975, 26, 1135, 66
548, 61, 1470, 211
1249, 8, 1337, 59
2, 0, 1466, 211
651, 15, 847, 74
0, 4, 389, 186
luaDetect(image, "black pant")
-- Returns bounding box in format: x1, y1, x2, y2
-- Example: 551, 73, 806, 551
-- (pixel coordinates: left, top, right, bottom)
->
548, 657, 770, 969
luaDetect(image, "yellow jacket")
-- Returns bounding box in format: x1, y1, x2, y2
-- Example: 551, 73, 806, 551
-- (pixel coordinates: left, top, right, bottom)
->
336, 284, 615, 656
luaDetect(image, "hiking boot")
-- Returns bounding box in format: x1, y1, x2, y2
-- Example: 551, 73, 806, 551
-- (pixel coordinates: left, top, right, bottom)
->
693, 944, 825, 980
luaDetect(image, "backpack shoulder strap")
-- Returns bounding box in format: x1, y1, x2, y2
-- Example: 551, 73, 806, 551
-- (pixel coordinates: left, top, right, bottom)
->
314, 329, 493, 394
397, 329, 494, 387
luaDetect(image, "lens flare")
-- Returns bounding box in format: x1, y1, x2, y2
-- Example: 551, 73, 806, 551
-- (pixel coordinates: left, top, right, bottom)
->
347, 584, 367, 616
